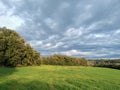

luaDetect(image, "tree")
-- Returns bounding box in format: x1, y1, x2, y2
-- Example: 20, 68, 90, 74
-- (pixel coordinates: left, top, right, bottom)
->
42, 54, 87, 66
0, 27, 41, 67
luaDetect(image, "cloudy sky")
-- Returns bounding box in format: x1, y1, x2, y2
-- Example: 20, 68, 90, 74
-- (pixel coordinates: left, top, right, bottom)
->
0, 0, 120, 59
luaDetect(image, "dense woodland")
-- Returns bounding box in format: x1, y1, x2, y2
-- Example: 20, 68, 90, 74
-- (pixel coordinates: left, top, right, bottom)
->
0, 27, 120, 69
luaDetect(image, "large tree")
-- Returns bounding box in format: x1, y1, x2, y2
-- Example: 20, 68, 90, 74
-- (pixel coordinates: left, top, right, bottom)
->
0, 27, 41, 67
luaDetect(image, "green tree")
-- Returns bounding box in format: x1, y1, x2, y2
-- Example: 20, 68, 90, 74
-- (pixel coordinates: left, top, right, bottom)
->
42, 54, 87, 66
0, 27, 41, 67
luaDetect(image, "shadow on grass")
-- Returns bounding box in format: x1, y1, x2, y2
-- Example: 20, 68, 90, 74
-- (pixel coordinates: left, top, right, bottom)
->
0, 80, 79, 90
0, 79, 120, 90
0, 67, 16, 77
0, 80, 52, 90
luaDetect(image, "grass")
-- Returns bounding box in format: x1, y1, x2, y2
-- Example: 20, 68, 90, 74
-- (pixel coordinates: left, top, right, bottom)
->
0, 65, 120, 90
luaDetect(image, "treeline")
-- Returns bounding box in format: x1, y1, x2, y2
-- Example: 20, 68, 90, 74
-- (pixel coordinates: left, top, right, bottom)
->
0, 27, 87, 67
1, 27, 120, 68
41, 54, 87, 66
0, 27, 41, 67
88, 59, 120, 69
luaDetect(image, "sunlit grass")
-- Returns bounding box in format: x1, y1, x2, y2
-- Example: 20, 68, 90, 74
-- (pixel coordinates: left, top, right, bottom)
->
0, 65, 120, 90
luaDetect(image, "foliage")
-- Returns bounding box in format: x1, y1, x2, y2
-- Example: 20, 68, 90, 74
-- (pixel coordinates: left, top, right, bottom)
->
42, 54, 87, 66
0, 27, 41, 67
88, 59, 120, 69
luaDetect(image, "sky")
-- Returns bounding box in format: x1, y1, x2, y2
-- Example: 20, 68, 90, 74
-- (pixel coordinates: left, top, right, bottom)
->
0, 0, 120, 59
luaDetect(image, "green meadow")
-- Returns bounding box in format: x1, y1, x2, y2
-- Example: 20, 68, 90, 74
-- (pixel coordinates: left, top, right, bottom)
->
0, 65, 120, 90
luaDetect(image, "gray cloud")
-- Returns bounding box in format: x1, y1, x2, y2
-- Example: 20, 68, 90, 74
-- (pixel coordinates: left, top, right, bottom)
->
1, 0, 120, 58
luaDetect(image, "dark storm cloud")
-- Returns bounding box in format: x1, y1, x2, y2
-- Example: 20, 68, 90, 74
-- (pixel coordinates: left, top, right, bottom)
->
1, 0, 120, 58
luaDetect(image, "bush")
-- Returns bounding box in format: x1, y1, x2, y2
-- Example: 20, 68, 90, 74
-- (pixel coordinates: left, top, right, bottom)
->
42, 54, 87, 66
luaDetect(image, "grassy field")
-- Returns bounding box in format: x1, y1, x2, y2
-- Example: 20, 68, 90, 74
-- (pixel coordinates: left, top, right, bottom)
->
0, 65, 120, 90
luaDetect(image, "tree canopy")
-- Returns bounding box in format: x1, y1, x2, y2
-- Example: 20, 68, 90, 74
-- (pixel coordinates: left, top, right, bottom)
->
0, 27, 41, 67
42, 54, 87, 66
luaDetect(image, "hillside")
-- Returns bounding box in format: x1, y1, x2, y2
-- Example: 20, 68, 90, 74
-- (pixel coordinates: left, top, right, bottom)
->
0, 65, 120, 90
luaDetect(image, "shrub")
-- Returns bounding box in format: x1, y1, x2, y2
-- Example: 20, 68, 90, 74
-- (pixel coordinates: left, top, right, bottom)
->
42, 54, 87, 66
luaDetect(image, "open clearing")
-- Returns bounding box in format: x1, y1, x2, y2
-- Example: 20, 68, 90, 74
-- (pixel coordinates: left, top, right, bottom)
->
0, 65, 120, 90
